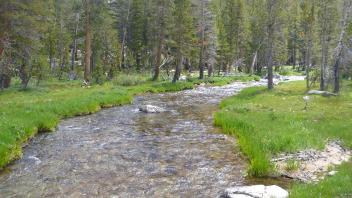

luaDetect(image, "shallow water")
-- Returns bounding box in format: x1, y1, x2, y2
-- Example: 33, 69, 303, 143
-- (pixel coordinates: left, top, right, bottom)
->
0, 79, 300, 197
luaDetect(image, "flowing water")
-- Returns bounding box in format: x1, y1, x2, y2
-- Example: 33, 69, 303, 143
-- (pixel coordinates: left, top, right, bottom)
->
0, 78, 301, 197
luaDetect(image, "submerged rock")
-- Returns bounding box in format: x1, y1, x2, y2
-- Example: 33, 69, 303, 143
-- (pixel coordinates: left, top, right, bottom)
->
220, 185, 288, 198
27, 156, 41, 165
138, 105, 165, 113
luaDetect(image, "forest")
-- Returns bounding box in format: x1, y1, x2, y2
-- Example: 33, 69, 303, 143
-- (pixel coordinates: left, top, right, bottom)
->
0, 0, 351, 90
0, 0, 352, 197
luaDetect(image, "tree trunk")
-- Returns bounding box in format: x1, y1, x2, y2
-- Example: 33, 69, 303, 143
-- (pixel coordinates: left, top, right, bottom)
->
120, 0, 131, 70
305, 45, 310, 89
333, 0, 351, 93
153, 38, 162, 81
267, 0, 276, 90
83, 0, 92, 83
199, 0, 205, 80
207, 63, 213, 77
251, 51, 257, 75
292, 30, 297, 69
136, 52, 142, 71
173, 50, 182, 83
152, 2, 165, 81
70, 13, 80, 80
320, 37, 328, 91
0, 45, 4, 90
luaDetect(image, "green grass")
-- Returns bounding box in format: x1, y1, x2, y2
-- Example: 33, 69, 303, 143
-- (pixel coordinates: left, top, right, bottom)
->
285, 160, 300, 172
278, 66, 304, 76
290, 162, 352, 198
214, 80, 352, 196
215, 81, 352, 175
0, 74, 259, 169
112, 73, 150, 86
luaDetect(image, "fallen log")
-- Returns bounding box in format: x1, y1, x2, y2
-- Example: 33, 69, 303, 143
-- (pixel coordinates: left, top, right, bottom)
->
307, 90, 338, 97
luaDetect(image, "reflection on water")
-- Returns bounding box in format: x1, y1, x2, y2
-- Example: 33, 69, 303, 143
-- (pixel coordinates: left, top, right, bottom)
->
0, 79, 295, 197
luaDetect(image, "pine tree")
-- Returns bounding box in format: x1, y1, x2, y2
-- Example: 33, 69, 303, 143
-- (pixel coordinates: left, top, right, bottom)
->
172, 0, 194, 83
299, 0, 315, 89
83, 0, 93, 83
223, 0, 245, 73
151, 0, 171, 81
317, 0, 337, 90
129, 0, 145, 71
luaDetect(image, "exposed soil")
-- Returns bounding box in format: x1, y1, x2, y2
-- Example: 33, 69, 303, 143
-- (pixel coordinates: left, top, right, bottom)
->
272, 141, 351, 182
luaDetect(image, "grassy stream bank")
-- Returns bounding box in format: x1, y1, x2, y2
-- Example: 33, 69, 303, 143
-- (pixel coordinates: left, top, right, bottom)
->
215, 80, 352, 197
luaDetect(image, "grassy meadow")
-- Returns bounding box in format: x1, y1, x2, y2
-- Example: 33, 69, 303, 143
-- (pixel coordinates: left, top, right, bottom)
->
214, 80, 352, 196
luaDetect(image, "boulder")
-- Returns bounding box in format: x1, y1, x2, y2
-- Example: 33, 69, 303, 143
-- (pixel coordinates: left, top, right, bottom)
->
179, 75, 187, 81
220, 185, 288, 198
307, 90, 337, 97
328, 171, 338, 176
139, 105, 165, 113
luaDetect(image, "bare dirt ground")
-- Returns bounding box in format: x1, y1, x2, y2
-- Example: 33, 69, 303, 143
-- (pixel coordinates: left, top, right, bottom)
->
272, 141, 351, 182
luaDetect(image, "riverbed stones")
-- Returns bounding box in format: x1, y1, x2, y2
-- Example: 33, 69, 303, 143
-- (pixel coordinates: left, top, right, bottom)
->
272, 141, 351, 182
138, 105, 165, 113
220, 185, 289, 198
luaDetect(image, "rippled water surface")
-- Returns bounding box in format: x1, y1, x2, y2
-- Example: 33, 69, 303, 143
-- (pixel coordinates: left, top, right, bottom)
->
0, 79, 300, 197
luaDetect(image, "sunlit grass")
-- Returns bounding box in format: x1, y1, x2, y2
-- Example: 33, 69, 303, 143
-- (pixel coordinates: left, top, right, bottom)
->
215, 81, 352, 176
214, 80, 352, 196
290, 162, 352, 198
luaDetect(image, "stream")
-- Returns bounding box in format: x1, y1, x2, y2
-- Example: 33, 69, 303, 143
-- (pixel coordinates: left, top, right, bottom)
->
0, 78, 302, 197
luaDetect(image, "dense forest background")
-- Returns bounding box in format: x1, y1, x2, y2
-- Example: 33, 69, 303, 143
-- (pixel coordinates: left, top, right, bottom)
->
0, 0, 352, 92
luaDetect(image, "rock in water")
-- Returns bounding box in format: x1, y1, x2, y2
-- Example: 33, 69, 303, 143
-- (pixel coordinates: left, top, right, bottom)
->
139, 105, 165, 113
220, 185, 288, 198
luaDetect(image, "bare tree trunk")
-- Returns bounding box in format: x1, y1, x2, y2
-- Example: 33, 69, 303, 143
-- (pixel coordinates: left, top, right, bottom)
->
152, 0, 165, 81
70, 12, 80, 80
0, 41, 4, 91
173, 50, 182, 83
267, 0, 276, 90
251, 51, 257, 75
199, 0, 205, 79
207, 63, 213, 77
320, 36, 328, 90
120, 0, 131, 70
333, 0, 352, 93
305, 42, 310, 89
19, 50, 32, 90
83, 0, 92, 83
293, 27, 297, 69
153, 35, 163, 81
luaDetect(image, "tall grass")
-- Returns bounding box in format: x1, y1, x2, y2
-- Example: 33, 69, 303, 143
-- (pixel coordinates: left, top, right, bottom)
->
112, 73, 150, 86
290, 162, 352, 197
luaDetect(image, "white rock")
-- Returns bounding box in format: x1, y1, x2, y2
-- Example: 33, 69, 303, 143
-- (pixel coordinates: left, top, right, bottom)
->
221, 185, 288, 198
328, 171, 338, 176
28, 156, 41, 165
179, 75, 187, 81
307, 90, 337, 96
138, 105, 165, 113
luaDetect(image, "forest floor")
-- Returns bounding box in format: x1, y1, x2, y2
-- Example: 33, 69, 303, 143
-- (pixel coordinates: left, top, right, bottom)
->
215, 80, 352, 197
0, 74, 259, 170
